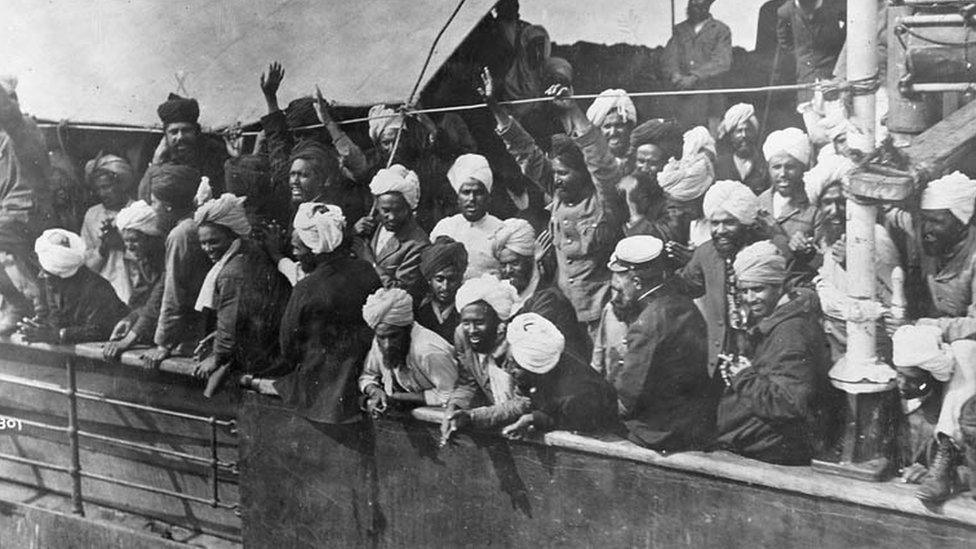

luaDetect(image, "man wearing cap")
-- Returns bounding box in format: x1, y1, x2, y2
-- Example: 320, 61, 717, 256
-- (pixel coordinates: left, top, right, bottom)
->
673, 180, 768, 379
440, 274, 524, 438
662, 0, 732, 130
353, 165, 430, 298
137, 93, 228, 201
430, 154, 504, 280
415, 237, 468, 345
17, 229, 128, 345
359, 288, 458, 416
606, 235, 716, 451
714, 241, 835, 464
141, 165, 212, 368
892, 325, 976, 502
498, 313, 619, 438
715, 104, 770, 196
0, 76, 56, 334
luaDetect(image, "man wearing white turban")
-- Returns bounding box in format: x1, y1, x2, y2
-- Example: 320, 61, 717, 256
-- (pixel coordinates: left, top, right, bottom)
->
657, 126, 717, 253
673, 180, 769, 376
586, 89, 637, 166
81, 154, 136, 304
353, 165, 430, 298
359, 288, 458, 415
482, 313, 618, 439
758, 128, 818, 259
715, 240, 836, 464
715, 103, 770, 196
440, 274, 526, 440
17, 229, 128, 345
892, 324, 976, 502
430, 153, 504, 280
102, 201, 168, 361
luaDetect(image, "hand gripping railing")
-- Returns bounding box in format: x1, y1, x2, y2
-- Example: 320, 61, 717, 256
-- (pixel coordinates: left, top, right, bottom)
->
0, 354, 238, 516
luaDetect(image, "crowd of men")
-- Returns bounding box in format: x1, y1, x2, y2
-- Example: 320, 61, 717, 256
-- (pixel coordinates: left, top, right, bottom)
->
1, 0, 976, 505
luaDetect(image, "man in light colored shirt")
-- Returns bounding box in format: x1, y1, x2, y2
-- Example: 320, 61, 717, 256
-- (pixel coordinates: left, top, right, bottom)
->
81, 155, 135, 303
360, 288, 458, 413
430, 154, 504, 280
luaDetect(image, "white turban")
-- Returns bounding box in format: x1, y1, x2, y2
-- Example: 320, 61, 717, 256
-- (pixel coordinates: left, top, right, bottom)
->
658, 155, 714, 202
803, 154, 855, 206
362, 287, 414, 329
703, 180, 760, 223
293, 202, 346, 254
921, 171, 976, 224
892, 325, 954, 382
0, 75, 16, 96
194, 193, 251, 236
492, 218, 536, 258
586, 89, 637, 127
455, 273, 519, 321
506, 312, 565, 374
115, 200, 162, 236
35, 229, 87, 279
367, 105, 405, 144
447, 153, 493, 193
763, 128, 812, 167
681, 126, 716, 158
733, 240, 787, 285
717, 103, 758, 141
370, 164, 421, 210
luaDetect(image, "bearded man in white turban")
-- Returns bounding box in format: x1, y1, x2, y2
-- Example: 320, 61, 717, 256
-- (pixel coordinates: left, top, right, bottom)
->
353, 165, 430, 298
586, 89, 637, 168
359, 288, 458, 415
715, 103, 770, 196
430, 153, 504, 280
17, 229, 128, 345
672, 180, 769, 376
714, 240, 836, 465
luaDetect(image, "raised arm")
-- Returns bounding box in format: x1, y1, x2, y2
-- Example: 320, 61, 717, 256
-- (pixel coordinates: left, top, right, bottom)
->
314, 86, 369, 182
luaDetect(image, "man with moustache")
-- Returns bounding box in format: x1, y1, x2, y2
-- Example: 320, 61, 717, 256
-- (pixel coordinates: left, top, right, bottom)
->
714, 104, 770, 196
586, 89, 638, 172
673, 180, 767, 380
605, 235, 716, 451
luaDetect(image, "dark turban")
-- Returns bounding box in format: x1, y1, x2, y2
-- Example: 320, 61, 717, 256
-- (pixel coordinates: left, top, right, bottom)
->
157, 93, 200, 126
549, 134, 586, 174
285, 97, 318, 129
420, 236, 468, 279
148, 164, 201, 209
224, 154, 272, 201
630, 118, 681, 158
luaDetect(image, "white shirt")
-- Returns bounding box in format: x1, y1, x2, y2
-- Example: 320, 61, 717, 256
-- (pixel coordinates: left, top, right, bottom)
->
430, 213, 505, 280
81, 202, 133, 304
373, 226, 395, 256
358, 323, 458, 406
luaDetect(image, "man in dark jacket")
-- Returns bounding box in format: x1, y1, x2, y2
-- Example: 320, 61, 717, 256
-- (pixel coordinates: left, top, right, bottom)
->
776, 0, 846, 103
607, 235, 717, 451
715, 240, 835, 464
714, 104, 770, 196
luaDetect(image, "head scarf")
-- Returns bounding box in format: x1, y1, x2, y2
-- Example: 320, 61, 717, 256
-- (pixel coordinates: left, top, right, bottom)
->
733, 240, 787, 285
370, 164, 421, 210
115, 200, 162, 236
703, 180, 760, 223
803, 154, 856, 206
0, 75, 17, 96
420, 237, 468, 279
157, 93, 199, 126
455, 273, 519, 320
892, 325, 954, 381
224, 154, 272, 202
630, 118, 682, 158
506, 312, 565, 374
658, 154, 714, 202
717, 103, 758, 141
368, 105, 405, 144
491, 218, 536, 259
763, 128, 812, 167
35, 229, 87, 279
194, 193, 251, 236
681, 126, 716, 158
84, 154, 134, 189
292, 202, 346, 254
447, 153, 493, 194
362, 287, 414, 329
148, 164, 201, 209
921, 171, 976, 224
549, 134, 587, 174
586, 89, 637, 127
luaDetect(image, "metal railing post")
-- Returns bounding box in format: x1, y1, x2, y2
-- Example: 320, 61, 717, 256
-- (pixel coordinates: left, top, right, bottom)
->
210, 416, 219, 508
65, 356, 84, 516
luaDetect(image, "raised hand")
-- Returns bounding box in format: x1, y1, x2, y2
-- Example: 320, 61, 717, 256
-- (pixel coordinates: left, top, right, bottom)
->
312, 85, 336, 126
260, 62, 285, 112
544, 84, 575, 111
477, 67, 496, 105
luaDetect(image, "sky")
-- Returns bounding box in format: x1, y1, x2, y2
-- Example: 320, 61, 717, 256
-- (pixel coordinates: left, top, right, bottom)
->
521, 0, 770, 49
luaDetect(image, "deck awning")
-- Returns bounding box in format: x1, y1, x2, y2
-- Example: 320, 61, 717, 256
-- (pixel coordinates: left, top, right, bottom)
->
0, 0, 496, 128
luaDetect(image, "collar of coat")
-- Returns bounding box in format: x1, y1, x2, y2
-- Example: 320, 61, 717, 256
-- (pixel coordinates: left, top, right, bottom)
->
750, 287, 819, 337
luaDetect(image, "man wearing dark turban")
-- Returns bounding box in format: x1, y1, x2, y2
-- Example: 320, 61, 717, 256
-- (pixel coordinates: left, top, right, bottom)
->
137, 93, 229, 202
415, 237, 468, 344
629, 118, 681, 177
0, 76, 56, 334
